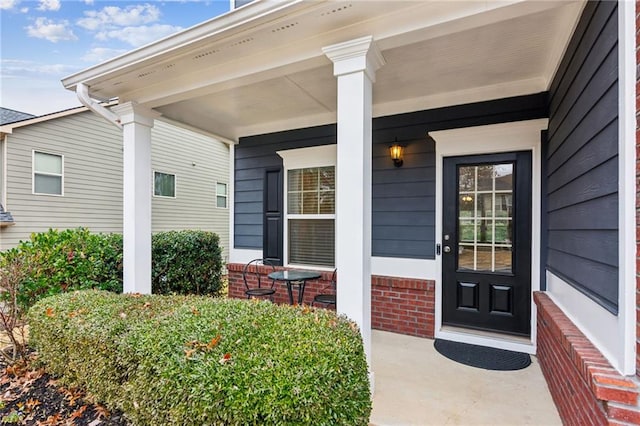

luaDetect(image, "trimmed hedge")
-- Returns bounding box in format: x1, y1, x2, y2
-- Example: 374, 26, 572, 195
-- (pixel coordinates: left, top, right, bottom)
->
1, 228, 225, 311
28, 291, 371, 425
0, 228, 123, 312
152, 230, 224, 296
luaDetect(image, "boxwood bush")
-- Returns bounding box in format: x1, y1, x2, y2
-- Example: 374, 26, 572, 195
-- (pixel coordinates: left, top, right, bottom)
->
0, 228, 123, 312
28, 290, 371, 425
1, 228, 224, 313
152, 230, 224, 296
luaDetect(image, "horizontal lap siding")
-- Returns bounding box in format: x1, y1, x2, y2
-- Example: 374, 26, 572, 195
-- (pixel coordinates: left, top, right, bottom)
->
546, 1, 619, 313
1, 112, 123, 249
234, 125, 336, 249
234, 94, 547, 260
1, 112, 230, 257
151, 120, 230, 261
372, 139, 435, 259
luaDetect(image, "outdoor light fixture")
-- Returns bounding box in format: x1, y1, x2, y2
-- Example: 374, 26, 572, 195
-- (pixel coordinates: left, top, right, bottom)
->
389, 140, 404, 167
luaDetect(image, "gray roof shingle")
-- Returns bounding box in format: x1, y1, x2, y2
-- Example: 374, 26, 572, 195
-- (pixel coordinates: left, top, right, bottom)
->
0, 204, 14, 223
0, 107, 35, 125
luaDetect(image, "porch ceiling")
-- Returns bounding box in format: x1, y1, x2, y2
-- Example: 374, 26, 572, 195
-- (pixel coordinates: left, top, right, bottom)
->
62, 0, 584, 141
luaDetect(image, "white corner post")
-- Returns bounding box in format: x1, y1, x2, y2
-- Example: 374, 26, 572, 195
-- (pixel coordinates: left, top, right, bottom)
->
323, 36, 385, 368
113, 102, 161, 294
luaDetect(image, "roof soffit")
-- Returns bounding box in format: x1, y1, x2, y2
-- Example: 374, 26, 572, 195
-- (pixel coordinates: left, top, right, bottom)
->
71, 1, 575, 105
62, 0, 585, 139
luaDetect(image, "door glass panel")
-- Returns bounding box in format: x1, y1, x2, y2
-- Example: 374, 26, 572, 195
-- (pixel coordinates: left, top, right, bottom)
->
457, 163, 513, 273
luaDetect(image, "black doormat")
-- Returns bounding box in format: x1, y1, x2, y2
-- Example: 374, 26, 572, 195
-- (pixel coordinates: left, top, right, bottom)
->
434, 339, 531, 371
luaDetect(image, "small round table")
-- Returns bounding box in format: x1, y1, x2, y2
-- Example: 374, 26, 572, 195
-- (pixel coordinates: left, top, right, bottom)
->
267, 270, 322, 305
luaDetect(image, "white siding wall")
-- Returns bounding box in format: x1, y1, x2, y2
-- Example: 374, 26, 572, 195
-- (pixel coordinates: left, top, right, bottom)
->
1, 111, 123, 249
0, 111, 230, 262
150, 120, 230, 261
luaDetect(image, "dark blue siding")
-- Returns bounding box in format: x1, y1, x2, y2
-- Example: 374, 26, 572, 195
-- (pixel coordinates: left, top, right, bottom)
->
372, 138, 435, 259
235, 94, 548, 260
546, 1, 618, 313
234, 125, 336, 249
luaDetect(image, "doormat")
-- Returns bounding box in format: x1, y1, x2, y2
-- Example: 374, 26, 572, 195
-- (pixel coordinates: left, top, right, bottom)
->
434, 339, 531, 371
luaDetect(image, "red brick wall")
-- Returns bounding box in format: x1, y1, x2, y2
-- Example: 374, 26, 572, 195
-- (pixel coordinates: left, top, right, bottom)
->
227, 263, 435, 338
371, 275, 435, 338
535, 293, 640, 425
227, 263, 335, 306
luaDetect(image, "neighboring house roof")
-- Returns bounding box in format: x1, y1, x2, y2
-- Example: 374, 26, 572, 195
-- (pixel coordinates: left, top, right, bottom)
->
0, 107, 35, 125
0, 204, 14, 224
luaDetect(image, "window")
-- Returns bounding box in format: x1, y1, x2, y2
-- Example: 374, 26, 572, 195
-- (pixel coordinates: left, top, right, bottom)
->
216, 182, 227, 208
287, 166, 335, 267
154, 171, 175, 197
33, 151, 63, 195
279, 145, 337, 268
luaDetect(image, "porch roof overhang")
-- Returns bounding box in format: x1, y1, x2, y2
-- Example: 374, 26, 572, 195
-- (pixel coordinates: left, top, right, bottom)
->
61, 0, 585, 141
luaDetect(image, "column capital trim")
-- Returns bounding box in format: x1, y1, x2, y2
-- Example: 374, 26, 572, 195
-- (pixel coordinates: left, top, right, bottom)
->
322, 35, 385, 81
113, 101, 161, 127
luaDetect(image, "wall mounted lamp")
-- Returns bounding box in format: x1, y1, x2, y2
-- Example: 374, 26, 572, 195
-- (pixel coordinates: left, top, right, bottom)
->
389, 140, 404, 167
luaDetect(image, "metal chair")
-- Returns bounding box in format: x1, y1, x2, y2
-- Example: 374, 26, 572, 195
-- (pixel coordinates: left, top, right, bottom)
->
313, 269, 336, 307
242, 258, 277, 300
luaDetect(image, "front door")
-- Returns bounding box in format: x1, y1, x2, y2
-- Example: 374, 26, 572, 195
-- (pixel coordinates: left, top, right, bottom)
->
442, 152, 532, 337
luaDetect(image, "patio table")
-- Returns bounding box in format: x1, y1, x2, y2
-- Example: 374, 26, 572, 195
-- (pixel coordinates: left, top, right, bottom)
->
267, 270, 322, 305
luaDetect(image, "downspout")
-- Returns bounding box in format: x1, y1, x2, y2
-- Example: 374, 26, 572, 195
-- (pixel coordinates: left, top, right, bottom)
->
76, 83, 122, 129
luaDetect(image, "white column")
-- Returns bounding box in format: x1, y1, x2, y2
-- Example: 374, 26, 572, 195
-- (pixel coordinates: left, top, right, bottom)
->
323, 36, 385, 366
113, 102, 161, 294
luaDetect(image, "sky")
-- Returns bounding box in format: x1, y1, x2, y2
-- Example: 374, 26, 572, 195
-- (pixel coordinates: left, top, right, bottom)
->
0, 0, 231, 116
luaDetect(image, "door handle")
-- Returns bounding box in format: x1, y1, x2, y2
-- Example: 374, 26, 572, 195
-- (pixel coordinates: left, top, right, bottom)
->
443, 246, 451, 253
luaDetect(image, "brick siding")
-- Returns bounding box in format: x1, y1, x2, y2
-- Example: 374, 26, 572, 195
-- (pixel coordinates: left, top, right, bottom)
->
535, 292, 640, 425
227, 263, 435, 338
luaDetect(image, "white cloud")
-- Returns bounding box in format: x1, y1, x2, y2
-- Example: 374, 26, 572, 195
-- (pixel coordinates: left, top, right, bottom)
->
96, 24, 182, 47
19, 6, 28, 12
84, 0, 94, 4
77, 4, 161, 31
26, 17, 77, 42
0, 0, 19, 10
37, 0, 60, 11
1, 59, 78, 77
82, 47, 127, 63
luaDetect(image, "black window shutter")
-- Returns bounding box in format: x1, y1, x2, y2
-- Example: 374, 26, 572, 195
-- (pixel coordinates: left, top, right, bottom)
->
263, 168, 283, 265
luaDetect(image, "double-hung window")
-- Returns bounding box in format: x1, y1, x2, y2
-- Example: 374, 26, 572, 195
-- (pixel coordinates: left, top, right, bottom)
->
278, 145, 336, 268
33, 151, 63, 195
216, 182, 228, 208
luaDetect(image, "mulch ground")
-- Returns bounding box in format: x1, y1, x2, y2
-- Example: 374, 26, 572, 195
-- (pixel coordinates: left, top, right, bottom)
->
0, 354, 129, 425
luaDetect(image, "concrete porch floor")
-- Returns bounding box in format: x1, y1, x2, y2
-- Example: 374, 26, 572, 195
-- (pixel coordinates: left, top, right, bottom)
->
370, 330, 561, 425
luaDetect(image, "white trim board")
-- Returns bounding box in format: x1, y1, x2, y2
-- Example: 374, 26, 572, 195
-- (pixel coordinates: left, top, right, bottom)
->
430, 118, 547, 352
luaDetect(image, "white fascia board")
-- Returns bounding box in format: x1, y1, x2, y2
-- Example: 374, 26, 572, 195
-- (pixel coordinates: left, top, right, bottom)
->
61, 0, 313, 91
0, 106, 88, 133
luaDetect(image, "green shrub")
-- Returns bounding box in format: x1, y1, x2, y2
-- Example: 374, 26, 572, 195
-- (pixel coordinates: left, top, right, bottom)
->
152, 230, 224, 296
28, 290, 371, 425
0, 228, 122, 312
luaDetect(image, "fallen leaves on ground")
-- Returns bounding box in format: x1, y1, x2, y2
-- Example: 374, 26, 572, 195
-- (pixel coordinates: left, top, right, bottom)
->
0, 355, 128, 425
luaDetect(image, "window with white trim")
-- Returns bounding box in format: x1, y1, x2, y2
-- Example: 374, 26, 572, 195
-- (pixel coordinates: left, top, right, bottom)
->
33, 151, 63, 195
154, 171, 175, 197
278, 145, 336, 268
216, 182, 227, 208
